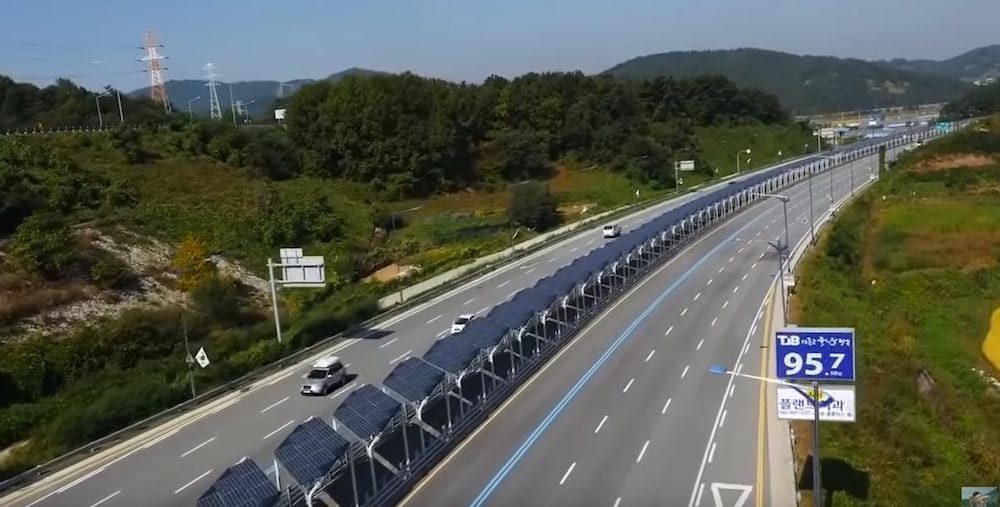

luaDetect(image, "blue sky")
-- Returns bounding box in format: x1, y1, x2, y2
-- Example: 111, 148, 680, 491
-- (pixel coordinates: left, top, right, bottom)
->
2, 0, 999, 92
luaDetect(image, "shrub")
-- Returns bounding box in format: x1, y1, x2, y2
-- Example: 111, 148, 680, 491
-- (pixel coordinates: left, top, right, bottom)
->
7, 213, 75, 278
508, 181, 560, 231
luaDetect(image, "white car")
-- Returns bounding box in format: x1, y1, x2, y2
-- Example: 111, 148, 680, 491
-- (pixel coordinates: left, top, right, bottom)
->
451, 313, 475, 334
602, 224, 622, 238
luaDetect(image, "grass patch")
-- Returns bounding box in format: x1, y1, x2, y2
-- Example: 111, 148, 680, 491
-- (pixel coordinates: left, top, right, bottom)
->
696, 124, 815, 177
787, 119, 1000, 506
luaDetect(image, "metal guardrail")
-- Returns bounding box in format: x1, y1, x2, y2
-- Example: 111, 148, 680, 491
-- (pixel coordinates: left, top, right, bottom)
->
0, 164, 759, 495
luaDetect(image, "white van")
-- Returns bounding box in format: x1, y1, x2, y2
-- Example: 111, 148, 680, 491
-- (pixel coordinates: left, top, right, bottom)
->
300, 356, 347, 395
603, 224, 622, 238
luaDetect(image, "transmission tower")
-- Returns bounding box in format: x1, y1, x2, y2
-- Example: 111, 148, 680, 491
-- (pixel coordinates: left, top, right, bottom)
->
140, 31, 171, 113
204, 63, 222, 120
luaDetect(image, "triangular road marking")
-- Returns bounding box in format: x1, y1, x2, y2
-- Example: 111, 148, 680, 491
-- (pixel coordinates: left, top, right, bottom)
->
710, 482, 753, 507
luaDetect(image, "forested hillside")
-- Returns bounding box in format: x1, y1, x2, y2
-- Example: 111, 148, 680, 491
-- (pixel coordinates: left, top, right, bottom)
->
0, 70, 812, 480
0, 76, 166, 130
604, 48, 972, 113
941, 80, 1000, 120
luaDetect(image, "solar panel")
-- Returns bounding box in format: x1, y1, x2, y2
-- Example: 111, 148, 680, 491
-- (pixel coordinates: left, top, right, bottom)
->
334, 385, 402, 440
274, 418, 350, 488
197, 458, 279, 507
384, 357, 445, 402
423, 336, 478, 373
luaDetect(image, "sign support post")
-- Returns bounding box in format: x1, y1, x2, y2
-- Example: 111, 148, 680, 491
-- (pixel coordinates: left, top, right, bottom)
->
266, 248, 327, 343
811, 379, 822, 507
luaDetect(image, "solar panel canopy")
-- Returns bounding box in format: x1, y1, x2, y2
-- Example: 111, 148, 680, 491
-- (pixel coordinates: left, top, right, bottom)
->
384, 357, 445, 402
197, 459, 279, 507
274, 418, 350, 488
334, 385, 403, 440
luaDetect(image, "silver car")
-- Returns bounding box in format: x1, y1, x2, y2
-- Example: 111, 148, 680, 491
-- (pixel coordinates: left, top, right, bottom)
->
300, 356, 346, 395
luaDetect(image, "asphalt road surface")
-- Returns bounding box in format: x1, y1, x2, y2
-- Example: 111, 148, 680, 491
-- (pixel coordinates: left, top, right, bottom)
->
3, 155, 824, 507
399, 151, 895, 507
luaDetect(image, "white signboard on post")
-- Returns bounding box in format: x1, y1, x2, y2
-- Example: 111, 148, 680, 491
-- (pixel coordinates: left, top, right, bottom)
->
278, 247, 325, 287
677, 160, 696, 172
776, 384, 856, 422
274, 108, 286, 120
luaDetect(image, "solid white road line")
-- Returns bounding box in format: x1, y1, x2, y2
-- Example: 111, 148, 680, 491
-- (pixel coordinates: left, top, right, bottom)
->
623, 379, 635, 393
719, 410, 728, 428
636, 440, 650, 463
507, 291, 519, 299
174, 469, 213, 495
559, 462, 576, 485
594, 415, 608, 434
729, 385, 735, 398
89, 490, 121, 507
681, 365, 690, 379
378, 338, 399, 349
180, 436, 217, 458
263, 420, 295, 440
435, 330, 447, 339
645, 350, 655, 362
389, 350, 412, 365
330, 381, 356, 399
662, 398, 672, 414
695, 483, 705, 506
708, 443, 717, 464
697, 339, 704, 350
665, 326, 673, 336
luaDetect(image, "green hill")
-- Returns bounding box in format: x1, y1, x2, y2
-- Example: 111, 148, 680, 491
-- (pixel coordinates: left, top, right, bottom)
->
881, 45, 1000, 83
604, 47, 972, 114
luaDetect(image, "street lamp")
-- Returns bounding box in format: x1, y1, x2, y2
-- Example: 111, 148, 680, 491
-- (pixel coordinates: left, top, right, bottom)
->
761, 193, 791, 255
187, 96, 202, 119
736, 148, 751, 174
709, 364, 824, 507
95, 92, 110, 128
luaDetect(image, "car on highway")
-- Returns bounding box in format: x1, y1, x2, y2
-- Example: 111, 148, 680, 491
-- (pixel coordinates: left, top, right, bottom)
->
602, 224, 622, 238
300, 356, 347, 395
451, 313, 475, 334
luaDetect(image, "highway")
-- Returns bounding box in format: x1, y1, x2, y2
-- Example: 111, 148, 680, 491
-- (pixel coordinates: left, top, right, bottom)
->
399, 150, 895, 507
2, 156, 819, 507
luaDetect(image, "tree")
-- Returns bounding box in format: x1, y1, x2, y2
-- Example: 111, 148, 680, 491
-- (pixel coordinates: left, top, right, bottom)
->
171, 233, 215, 292
508, 181, 559, 231
484, 129, 552, 182
6, 212, 75, 278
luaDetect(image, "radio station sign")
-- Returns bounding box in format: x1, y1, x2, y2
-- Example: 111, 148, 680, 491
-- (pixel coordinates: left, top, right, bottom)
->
776, 384, 856, 422
775, 327, 855, 382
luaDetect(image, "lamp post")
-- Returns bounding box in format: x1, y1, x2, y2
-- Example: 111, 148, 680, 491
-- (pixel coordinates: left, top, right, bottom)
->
761, 193, 791, 257
95, 92, 110, 128
709, 364, 823, 507
187, 96, 202, 119
736, 148, 751, 174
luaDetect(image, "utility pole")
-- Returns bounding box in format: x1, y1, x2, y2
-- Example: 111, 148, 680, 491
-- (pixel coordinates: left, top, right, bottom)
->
228, 82, 237, 126
140, 31, 171, 113
115, 89, 124, 124
205, 64, 222, 121
182, 313, 196, 398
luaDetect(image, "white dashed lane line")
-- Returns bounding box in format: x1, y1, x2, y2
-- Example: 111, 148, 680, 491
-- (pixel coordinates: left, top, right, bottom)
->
594, 415, 608, 434
559, 462, 576, 485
